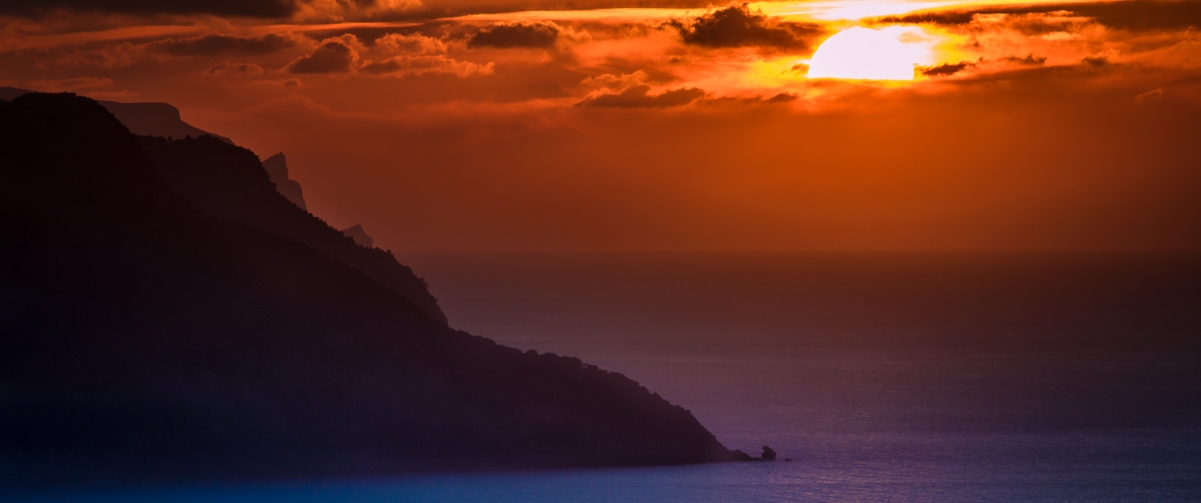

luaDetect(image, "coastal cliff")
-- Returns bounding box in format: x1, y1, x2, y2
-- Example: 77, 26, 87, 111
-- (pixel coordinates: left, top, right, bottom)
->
0, 93, 743, 485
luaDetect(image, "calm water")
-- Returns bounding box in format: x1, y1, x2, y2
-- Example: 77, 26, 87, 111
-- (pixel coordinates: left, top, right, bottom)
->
13, 252, 1201, 502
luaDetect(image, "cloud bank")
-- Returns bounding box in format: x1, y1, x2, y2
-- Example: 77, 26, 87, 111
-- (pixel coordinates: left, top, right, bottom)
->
468, 22, 561, 48
669, 5, 823, 49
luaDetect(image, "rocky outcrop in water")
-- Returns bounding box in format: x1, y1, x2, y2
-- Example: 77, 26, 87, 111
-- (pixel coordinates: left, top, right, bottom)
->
761, 445, 777, 460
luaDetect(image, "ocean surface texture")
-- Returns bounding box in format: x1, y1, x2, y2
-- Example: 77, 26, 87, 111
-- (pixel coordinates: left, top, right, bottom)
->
15, 252, 1201, 502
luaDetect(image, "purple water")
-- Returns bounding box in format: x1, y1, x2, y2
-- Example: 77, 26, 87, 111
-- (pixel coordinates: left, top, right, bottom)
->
13, 251, 1201, 502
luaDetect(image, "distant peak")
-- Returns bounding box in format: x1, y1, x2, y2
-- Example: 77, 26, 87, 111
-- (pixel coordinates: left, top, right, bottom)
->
341, 224, 374, 248
261, 153, 306, 211
262, 153, 289, 178
0, 87, 231, 144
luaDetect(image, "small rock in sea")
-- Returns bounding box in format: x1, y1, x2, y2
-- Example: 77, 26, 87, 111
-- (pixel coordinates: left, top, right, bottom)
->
761, 445, 777, 460
784, 457, 793, 462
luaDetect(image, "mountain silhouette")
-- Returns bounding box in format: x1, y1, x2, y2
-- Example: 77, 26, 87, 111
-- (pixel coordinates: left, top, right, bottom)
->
261, 152, 308, 211
1, 87, 317, 232
0, 86, 231, 143
135, 134, 447, 323
0, 93, 744, 485
0, 88, 427, 318
341, 224, 374, 248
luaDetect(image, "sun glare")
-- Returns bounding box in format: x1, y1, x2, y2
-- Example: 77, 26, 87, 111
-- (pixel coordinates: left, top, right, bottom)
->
806, 27, 926, 81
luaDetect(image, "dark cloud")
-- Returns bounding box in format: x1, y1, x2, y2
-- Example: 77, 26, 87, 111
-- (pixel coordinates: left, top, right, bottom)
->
878, 10, 1084, 36
922, 62, 973, 77
1082, 56, 1110, 67
880, 10, 976, 25
576, 85, 705, 108
705, 92, 799, 105
468, 22, 560, 49
0, 0, 298, 18
204, 62, 265, 76
878, 1, 1201, 32
668, 5, 823, 50
150, 34, 298, 56
286, 39, 358, 74
1004, 54, 1047, 66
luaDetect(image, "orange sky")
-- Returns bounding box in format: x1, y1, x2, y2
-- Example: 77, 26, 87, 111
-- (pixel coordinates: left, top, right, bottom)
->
3, 0, 1200, 250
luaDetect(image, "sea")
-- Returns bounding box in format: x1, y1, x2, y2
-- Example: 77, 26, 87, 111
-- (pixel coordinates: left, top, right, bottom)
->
13, 251, 1201, 502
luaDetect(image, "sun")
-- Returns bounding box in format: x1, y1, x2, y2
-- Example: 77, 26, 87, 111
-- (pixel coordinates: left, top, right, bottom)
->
806, 27, 926, 81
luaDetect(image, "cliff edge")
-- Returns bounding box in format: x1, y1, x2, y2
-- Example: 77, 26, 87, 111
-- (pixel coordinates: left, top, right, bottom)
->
0, 93, 743, 485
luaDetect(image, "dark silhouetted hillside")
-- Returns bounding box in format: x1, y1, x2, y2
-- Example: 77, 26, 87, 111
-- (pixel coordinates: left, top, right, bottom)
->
0, 88, 430, 317
135, 134, 447, 323
0, 93, 742, 485
261, 152, 307, 210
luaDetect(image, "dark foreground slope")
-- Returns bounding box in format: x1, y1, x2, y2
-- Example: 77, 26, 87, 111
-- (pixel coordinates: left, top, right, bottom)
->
136, 135, 446, 323
0, 94, 741, 485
